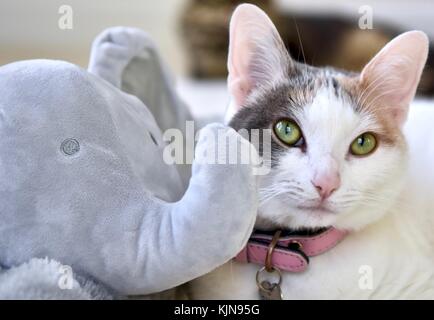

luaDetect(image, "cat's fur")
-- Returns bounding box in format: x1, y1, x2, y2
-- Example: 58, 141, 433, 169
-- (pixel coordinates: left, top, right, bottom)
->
190, 4, 434, 299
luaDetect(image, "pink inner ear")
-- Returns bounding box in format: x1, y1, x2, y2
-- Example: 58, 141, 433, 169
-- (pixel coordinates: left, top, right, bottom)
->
227, 13, 254, 107
227, 76, 250, 107
227, 4, 266, 108
360, 31, 429, 126
227, 4, 290, 110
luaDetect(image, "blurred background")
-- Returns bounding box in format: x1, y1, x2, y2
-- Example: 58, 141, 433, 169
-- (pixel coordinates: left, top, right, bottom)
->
1, 0, 433, 118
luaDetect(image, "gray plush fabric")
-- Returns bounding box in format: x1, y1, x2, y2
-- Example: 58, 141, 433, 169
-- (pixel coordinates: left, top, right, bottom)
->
89, 27, 195, 185
0, 27, 258, 297
0, 258, 113, 300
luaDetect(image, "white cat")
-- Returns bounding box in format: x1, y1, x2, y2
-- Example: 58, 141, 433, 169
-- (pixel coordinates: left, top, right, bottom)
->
190, 4, 434, 299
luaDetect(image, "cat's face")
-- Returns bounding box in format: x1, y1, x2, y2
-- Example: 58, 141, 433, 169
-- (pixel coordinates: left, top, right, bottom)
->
227, 4, 428, 231
230, 67, 408, 230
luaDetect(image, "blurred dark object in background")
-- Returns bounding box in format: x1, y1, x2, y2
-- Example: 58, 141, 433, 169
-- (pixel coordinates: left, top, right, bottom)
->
281, 15, 434, 96
181, 0, 284, 77
181, 0, 434, 96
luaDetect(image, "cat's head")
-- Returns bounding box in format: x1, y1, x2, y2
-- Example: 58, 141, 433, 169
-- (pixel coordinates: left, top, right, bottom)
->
227, 4, 429, 231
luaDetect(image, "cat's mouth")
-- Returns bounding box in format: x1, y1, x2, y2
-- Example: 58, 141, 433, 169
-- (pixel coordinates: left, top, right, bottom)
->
296, 204, 336, 215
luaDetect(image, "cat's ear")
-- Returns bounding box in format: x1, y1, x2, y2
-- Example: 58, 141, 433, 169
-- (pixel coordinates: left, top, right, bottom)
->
360, 31, 428, 126
227, 4, 292, 108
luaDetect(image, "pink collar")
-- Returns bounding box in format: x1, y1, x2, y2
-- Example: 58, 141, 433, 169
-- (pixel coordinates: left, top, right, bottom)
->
235, 227, 347, 272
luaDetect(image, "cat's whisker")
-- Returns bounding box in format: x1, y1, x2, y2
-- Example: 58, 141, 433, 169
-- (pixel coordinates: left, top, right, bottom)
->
259, 181, 308, 206
356, 74, 389, 108
259, 186, 286, 203
260, 190, 298, 204
292, 16, 307, 67
355, 74, 380, 107
357, 71, 396, 109
362, 88, 403, 114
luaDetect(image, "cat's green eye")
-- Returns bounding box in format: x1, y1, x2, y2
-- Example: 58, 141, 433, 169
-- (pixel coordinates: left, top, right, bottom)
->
350, 133, 377, 156
274, 119, 302, 146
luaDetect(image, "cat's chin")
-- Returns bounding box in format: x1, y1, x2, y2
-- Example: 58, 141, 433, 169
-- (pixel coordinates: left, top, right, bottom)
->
255, 206, 338, 231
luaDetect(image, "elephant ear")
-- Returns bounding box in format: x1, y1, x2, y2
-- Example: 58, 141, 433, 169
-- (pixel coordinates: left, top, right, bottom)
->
88, 27, 194, 186
88, 27, 192, 133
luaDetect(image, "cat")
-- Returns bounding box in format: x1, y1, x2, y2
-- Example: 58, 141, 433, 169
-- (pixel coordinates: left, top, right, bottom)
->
189, 4, 434, 299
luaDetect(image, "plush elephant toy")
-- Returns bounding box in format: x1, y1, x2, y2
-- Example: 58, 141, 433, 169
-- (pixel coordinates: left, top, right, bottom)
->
0, 27, 258, 299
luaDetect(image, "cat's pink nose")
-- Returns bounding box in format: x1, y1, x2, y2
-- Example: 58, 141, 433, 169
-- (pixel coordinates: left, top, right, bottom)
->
311, 171, 341, 200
